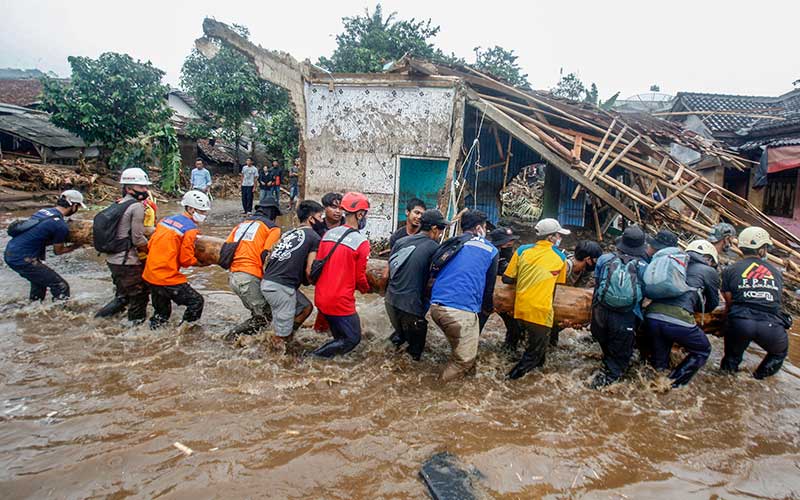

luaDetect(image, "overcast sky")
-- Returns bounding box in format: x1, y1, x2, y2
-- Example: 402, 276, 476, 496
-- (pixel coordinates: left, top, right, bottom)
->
2, 0, 798, 100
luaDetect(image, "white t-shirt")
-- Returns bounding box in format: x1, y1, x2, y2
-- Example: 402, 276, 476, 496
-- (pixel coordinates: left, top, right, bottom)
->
241, 165, 258, 186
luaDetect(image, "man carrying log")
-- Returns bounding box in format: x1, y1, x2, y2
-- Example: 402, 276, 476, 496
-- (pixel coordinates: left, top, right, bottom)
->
4, 190, 85, 301
94, 168, 152, 324
143, 190, 211, 329
222, 196, 282, 341
502, 219, 569, 380
707, 223, 738, 264
590, 226, 649, 389
389, 198, 426, 248
481, 227, 521, 351
720, 227, 790, 379
643, 238, 720, 387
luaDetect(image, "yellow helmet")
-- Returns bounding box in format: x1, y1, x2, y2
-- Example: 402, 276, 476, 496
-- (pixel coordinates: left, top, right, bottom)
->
738, 226, 772, 250
686, 239, 719, 264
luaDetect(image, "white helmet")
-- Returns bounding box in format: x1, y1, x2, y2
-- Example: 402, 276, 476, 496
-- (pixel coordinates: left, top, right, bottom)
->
119, 167, 152, 185
60, 189, 86, 208
181, 190, 211, 211
686, 239, 719, 264
738, 226, 772, 250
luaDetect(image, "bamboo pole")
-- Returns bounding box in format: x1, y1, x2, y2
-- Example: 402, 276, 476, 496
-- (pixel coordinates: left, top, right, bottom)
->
572, 118, 616, 199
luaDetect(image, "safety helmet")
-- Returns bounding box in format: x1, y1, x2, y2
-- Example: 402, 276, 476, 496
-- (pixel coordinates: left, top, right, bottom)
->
738, 226, 772, 250
119, 167, 152, 185
686, 239, 719, 264
181, 190, 211, 211
707, 222, 736, 243
60, 189, 87, 208
340, 192, 370, 213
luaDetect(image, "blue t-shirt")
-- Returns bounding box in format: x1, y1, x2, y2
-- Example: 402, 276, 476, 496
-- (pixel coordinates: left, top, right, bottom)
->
431, 235, 499, 313
4, 208, 69, 265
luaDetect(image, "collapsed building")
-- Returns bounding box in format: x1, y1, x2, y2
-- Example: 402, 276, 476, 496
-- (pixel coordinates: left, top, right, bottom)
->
199, 19, 800, 285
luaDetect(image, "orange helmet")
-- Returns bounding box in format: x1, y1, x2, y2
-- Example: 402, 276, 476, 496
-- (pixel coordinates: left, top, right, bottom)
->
341, 192, 370, 213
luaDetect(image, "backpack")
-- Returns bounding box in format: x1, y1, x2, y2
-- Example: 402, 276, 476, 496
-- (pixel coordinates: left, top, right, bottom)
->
643, 247, 695, 300
430, 234, 471, 277
92, 199, 139, 253
597, 253, 642, 311
7, 214, 60, 237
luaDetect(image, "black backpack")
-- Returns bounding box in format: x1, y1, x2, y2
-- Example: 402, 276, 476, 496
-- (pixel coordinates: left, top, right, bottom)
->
92, 199, 139, 253
430, 233, 472, 277
7, 214, 60, 237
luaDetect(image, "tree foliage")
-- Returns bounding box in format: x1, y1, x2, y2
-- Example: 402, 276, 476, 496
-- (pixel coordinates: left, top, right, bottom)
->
41, 52, 171, 149
473, 46, 530, 89
108, 123, 183, 193
552, 72, 619, 110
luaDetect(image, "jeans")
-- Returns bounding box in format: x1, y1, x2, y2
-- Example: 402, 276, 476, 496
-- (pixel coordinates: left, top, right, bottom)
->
591, 305, 637, 381
259, 188, 269, 204
312, 313, 362, 358
271, 186, 281, 201
289, 183, 299, 200
721, 316, 789, 379
97, 262, 149, 322
386, 302, 428, 359
7, 258, 69, 301
241, 185, 254, 213
149, 283, 204, 327
646, 316, 711, 386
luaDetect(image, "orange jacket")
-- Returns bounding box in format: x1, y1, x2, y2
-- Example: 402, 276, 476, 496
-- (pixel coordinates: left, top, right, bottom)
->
226, 218, 281, 278
143, 213, 199, 286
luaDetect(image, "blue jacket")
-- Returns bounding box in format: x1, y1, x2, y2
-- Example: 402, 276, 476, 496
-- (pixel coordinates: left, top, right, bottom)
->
431, 233, 499, 313
4, 208, 68, 265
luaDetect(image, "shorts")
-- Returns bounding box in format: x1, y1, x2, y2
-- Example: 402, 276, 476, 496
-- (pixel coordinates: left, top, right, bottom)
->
261, 280, 311, 337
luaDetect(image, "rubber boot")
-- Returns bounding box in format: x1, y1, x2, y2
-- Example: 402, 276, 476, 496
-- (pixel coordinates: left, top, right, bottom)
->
223, 315, 265, 342
507, 351, 544, 380
754, 354, 785, 380
311, 339, 357, 358
669, 354, 708, 387
95, 296, 128, 318
589, 370, 617, 389
389, 330, 405, 347
719, 355, 741, 374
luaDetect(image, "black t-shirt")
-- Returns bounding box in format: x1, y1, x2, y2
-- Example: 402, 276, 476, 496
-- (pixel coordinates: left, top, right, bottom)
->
721, 257, 784, 320
386, 233, 439, 317
389, 226, 409, 248
263, 227, 321, 289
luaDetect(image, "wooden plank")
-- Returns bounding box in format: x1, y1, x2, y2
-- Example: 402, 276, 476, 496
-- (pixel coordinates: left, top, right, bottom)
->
584, 126, 629, 182
647, 156, 670, 193
571, 118, 616, 199
592, 198, 603, 242
502, 134, 512, 190
465, 89, 639, 222
597, 135, 642, 177
653, 177, 700, 211
440, 87, 467, 215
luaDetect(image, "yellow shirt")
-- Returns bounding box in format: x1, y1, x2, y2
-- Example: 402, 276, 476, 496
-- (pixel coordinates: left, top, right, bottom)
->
503, 240, 567, 327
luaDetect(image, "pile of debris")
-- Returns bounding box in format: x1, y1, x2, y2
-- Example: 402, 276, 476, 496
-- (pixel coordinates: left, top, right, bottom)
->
500, 164, 544, 222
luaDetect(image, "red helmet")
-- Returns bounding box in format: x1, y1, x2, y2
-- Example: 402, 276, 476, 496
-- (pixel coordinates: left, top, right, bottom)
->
341, 192, 370, 213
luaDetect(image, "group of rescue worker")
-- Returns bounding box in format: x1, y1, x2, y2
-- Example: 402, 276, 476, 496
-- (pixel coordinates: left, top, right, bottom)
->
2, 166, 791, 387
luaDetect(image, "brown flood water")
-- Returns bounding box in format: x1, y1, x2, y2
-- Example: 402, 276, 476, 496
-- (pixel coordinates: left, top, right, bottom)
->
1, 199, 800, 499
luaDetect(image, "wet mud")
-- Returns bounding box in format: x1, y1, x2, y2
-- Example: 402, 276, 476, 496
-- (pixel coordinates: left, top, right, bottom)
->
1, 200, 799, 499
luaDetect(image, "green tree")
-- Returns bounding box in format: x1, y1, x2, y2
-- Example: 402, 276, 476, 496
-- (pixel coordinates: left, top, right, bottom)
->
584, 82, 599, 105
551, 72, 587, 101
41, 52, 171, 154
181, 25, 294, 169
317, 4, 441, 73
473, 46, 530, 88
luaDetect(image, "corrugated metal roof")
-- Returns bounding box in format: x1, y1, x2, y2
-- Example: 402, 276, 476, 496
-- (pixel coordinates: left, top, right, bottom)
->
0, 112, 87, 148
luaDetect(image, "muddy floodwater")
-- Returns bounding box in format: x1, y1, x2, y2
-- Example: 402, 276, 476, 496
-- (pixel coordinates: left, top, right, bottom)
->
1, 200, 800, 499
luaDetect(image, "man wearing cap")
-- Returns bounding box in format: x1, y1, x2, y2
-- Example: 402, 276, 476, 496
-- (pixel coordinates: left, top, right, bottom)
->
590, 225, 649, 388
481, 227, 522, 350
646, 229, 679, 259
4, 190, 85, 301
549, 239, 603, 347
430, 209, 499, 382
502, 218, 569, 379
644, 239, 720, 387
708, 222, 737, 264
223, 196, 282, 341
720, 226, 789, 379
385, 209, 448, 360
95, 168, 152, 323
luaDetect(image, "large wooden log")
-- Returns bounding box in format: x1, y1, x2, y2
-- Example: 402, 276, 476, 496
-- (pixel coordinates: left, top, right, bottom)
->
67, 220, 726, 332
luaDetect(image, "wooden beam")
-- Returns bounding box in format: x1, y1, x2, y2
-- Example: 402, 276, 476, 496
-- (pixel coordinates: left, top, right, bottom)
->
653, 177, 700, 211
440, 86, 467, 216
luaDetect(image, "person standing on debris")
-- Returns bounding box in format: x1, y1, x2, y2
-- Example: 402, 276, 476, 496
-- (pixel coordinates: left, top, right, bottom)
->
4, 190, 85, 301
311, 192, 372, 358
95, 168, 152, 324
143, 190, 210, 329
386, 209, 449, 360
268, 160, 282, 202
429, 209, 499, 382
644, 239, 720, 387
389, 198, 427, 248
223, 196, 282, 342
190, 159, 212, 194
316, 192, 343, 237
289, 158, 300, 210
720, 227, 790, 379
502, 218, 569, 379
708, 222, 737, 263
589, 225, 649, 388
480, 227, 522, 351
261, 200, 324, 350
240, 157, 258, 215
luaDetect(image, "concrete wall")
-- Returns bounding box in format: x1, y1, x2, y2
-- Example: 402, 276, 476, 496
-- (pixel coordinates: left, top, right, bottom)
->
303, 82, 456, 239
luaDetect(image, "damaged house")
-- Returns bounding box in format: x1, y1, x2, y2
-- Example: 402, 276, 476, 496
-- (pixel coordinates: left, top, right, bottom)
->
200, 19, 800, 285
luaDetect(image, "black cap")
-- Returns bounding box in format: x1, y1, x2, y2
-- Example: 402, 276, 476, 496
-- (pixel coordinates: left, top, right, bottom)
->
647, 229, 678, 251
460, 209, 488, 231
615, 226, 647, 258
420, 209, 450, 230
488, 227, 519, 247
257, 195, 279, 209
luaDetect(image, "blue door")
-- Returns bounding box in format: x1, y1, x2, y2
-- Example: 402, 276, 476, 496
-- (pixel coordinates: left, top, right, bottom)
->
397, 157, 449, 223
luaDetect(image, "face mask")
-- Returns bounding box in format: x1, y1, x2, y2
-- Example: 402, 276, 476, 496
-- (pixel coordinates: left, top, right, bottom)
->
311, 217, 326, 233
500, 247, 514, 261
358, 215, 367, 230
132, 189, 149, 201
192, 212, 207, 223
554, 237, 562, 248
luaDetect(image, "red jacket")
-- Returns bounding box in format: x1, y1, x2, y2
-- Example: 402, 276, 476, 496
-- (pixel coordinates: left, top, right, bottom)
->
314, 224, 370, 316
